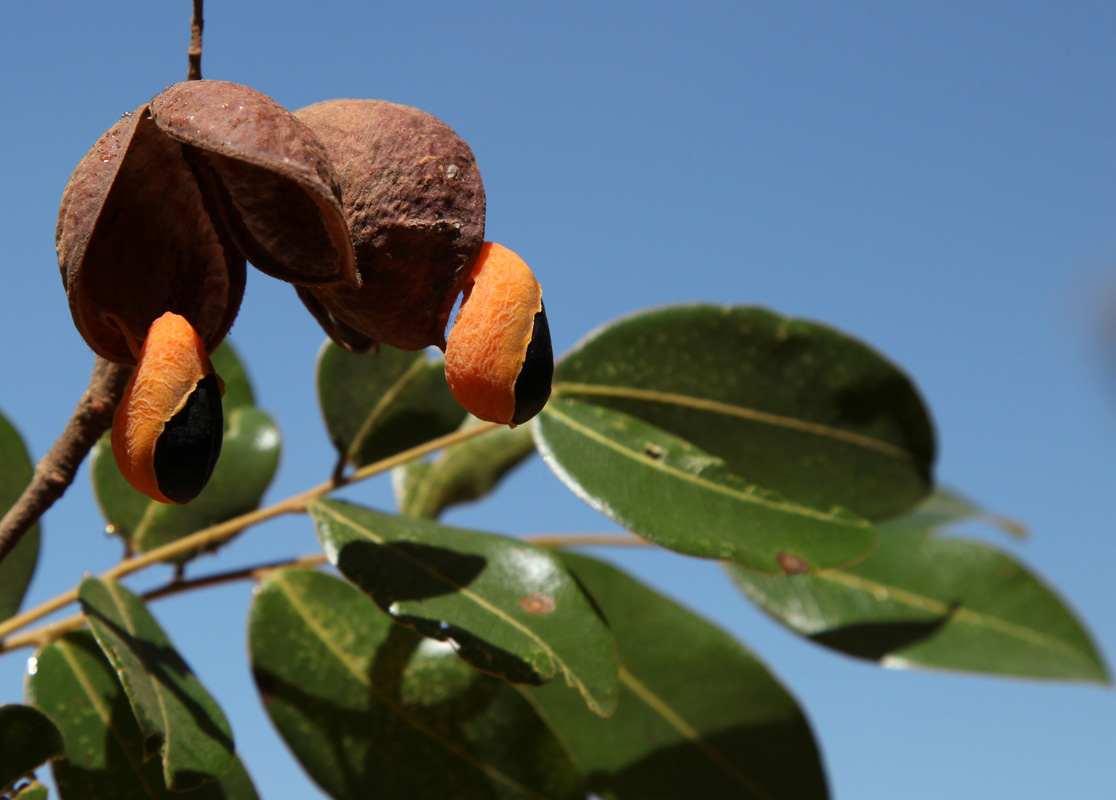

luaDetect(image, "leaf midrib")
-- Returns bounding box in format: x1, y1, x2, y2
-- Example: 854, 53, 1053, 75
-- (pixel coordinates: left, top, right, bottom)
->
543, 402, 871, 528
556, 382, 915, 461
101, 580, 174, 761
817, 570, 1093, 664
56, 637, 160, 798
347, 356, 428, 462
619, 666, 772, 800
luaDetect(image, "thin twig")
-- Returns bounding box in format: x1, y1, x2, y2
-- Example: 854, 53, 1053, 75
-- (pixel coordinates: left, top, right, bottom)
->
0, 358, 132, 565
187, 0, 204, 81
0, 421, 498, 644
144, 552, 329, 601
0, 553, 329, 654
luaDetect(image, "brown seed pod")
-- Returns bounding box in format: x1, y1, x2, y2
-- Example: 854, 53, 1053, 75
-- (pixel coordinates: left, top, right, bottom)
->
150, 81, 355, 286
293, 99, 486, 352
57, 81, 356, 364
57, 104, 245, 363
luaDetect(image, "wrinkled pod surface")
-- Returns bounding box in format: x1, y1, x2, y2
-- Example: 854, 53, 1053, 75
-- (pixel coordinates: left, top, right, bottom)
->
292, 100, 553, 424
293, 99, 486, 352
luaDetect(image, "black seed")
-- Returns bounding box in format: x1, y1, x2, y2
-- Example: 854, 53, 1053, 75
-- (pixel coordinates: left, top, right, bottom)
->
154, 372, 224, 503
512, 303, 554, 425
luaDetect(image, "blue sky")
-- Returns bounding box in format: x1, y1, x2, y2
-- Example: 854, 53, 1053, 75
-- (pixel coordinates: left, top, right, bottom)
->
2, 2, 1114, 798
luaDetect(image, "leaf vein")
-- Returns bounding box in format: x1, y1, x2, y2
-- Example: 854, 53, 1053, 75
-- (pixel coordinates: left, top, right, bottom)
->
555, 382, 914, 461
619, 666, 771, 800
544, 403, 868, 527
56, 638, 160, 798
818, 571, 1088, 658
272, 573, 546, 798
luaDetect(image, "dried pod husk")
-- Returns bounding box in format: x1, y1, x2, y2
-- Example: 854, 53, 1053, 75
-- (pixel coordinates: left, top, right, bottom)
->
293, 99, 486, 351
57, 105, 245, 363
150, 81, 356, 286
58, 81, 356, 364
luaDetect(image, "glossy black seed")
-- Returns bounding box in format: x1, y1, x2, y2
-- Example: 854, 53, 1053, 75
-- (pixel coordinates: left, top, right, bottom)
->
511, 303, 554, 425
153, 372, 224, 503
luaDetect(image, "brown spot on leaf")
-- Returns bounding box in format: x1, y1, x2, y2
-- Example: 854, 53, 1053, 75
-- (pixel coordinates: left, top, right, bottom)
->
518, 593, 556, 615
776, 552, 809, 575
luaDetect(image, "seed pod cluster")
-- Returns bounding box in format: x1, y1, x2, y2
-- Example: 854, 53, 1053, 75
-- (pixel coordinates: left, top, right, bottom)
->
60, 83, 553, 503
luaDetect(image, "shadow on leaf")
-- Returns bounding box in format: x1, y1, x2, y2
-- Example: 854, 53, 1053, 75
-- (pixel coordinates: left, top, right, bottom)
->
336, 539, 487, 602
589, 714, 827, 800
808, 612, 953, 661
335, 540, 550, 687
81, 606, 234, 763
255, 622, 549, 800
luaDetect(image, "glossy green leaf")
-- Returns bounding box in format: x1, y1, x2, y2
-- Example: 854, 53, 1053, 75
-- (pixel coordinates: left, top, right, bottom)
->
27, 632, 257, 799
0, 705, 64, 793
91, 406, 281, 558
310, 498, 619, 716
394, 418, 536, 519
209, 340, 255, 412
728, 525, 1110, 683
317, 341, 466, 469
538, 399, 877, 574
77, 578, 235, 790
528, 553, 826, 800
552, 305, 935, 520
250, 568, 584, 800
0, 410, 40, 621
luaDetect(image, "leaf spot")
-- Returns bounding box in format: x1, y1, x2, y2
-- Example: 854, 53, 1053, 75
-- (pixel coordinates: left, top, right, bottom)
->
518, 593, 556, 615
776, 551, 809, 575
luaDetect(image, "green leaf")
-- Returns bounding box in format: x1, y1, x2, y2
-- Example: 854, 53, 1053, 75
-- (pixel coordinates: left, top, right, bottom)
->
0, 410, 40, 621
552, 305, 935, 520
26, 631, 258, 799
310, 498, 619, 716
91, 406, 281, 558
249, 568, 584, 800
537, 399, 877, 574
394, 418, 536, 519
317, 341, 466, 469
209, 340, 255, 412
77, 578, 235, 791
0, 705, 64, 793
528, 553, 827, 800
728, 524, 1110, 683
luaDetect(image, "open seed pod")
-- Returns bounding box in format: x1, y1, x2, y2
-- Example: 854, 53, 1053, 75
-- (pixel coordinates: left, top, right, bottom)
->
150, 81, 355, 286
293, 99, 486, 352
58, 80, 356, 364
